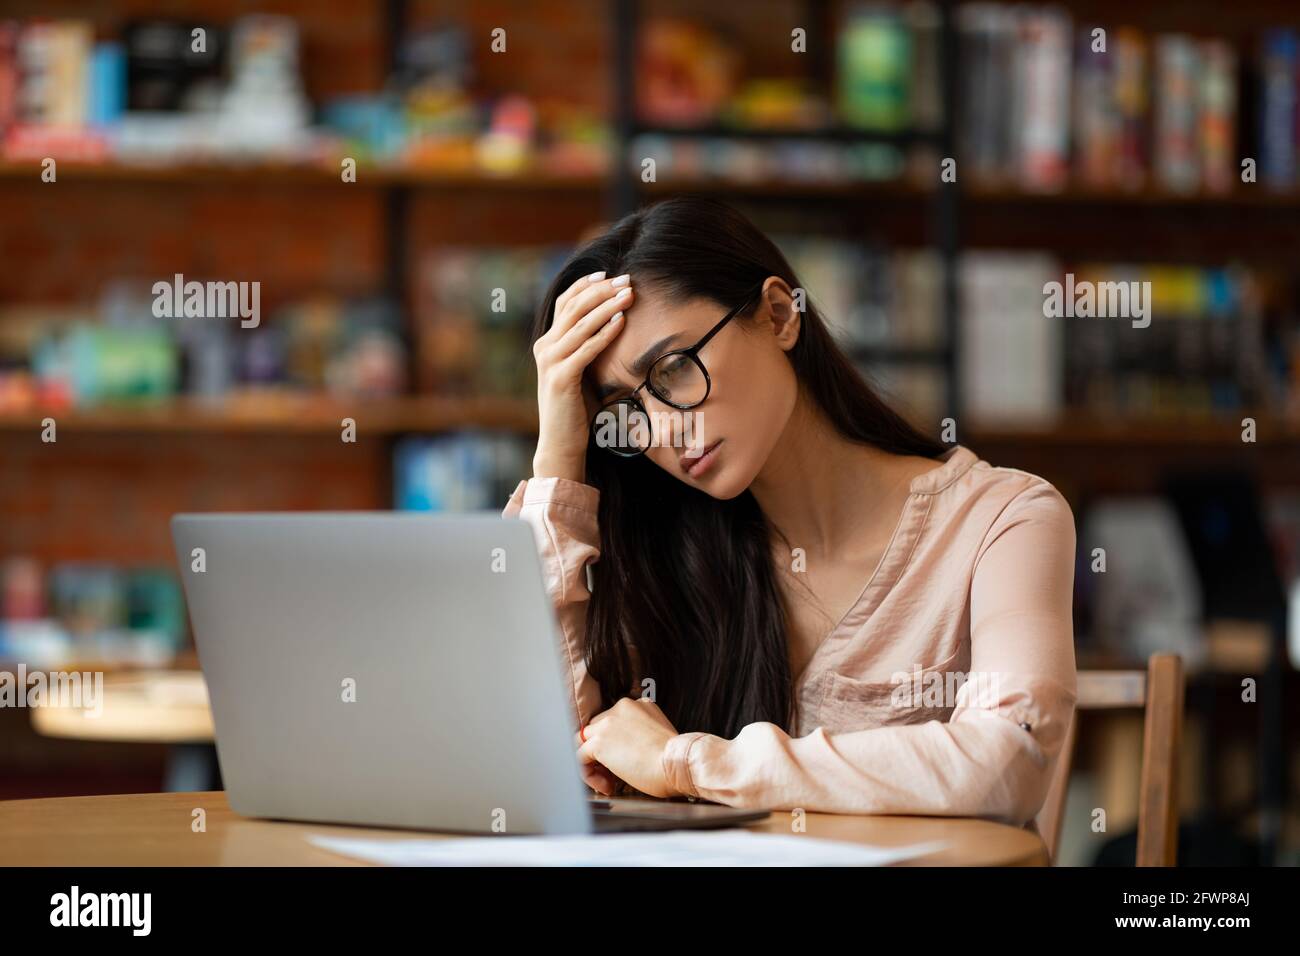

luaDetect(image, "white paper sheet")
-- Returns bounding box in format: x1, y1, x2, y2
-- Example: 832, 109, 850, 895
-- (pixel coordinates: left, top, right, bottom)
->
308, 831, 948, 867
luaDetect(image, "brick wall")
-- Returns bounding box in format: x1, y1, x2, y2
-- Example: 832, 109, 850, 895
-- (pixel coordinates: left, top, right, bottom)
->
0, 1, 621, 570
3, 433, 393, 567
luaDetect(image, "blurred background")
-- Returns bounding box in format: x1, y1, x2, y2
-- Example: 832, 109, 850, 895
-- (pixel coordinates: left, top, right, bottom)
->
0, 0, 1297, 866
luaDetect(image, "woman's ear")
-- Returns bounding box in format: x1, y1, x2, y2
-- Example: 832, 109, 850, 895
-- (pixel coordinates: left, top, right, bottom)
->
761, 277, 801, 352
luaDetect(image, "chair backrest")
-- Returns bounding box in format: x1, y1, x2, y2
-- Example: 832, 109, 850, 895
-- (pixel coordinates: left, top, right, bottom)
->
1034, 653, 1185, 866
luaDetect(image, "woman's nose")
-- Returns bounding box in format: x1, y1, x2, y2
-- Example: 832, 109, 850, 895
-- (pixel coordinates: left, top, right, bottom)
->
643, 396, 680, 449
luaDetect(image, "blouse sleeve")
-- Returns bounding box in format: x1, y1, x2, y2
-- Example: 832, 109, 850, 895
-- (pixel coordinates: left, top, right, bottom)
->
659, 481, 1079, 827
503, 476, 604, 733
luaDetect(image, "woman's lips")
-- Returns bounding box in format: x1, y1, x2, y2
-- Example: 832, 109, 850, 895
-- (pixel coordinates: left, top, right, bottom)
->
681, 439, 723, 478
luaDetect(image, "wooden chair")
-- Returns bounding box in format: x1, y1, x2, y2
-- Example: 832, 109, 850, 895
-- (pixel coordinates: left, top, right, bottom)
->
1034, 653, 1185, 866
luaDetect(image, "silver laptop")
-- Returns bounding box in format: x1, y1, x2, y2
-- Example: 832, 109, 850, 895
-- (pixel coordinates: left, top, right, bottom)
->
170, 512, 768, 835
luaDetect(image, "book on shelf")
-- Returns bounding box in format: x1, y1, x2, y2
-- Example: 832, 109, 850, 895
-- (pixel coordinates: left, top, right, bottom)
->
1062, 263, 1272, 418
46, 20, 91, 128
957, 3, 1017, 183
958, 3, 1083, 190
1112, 28, 1150, 190
1258, 29, 1298, 190
1153, 35, 1199, 194
1013, 7, 1072, 192
1198, 39, 1237, 195
958, 251, 1062, 424
393, 432, 531, 513
837, 4, 914, 132
0, 13, 608, 175
415, 246, 568, 399
960, 3, 1255, 195
775, 236, 945, 351
0, 285, 409, 410
956, 253, 1286, 424
0, 557, 188, 667
0, 23, 16, 131
904, 1, 943, 133
1072, 28, 1115, 189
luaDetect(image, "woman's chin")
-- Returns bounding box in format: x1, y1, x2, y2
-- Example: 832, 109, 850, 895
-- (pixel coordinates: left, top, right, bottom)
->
695, 465, 751, 501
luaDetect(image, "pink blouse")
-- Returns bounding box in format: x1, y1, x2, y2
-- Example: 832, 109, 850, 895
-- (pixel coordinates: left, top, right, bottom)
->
502, 444, 1078, 827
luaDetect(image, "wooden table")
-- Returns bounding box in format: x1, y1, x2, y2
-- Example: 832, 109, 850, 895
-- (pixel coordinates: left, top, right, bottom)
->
0, 791, 1048, 866
29, 671, 214, 743
28, 670, 219, 792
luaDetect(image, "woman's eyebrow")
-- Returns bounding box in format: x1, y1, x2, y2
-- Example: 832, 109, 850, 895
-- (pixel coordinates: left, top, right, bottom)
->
629, 333, 684, 377
595, 332, 684, 400
594, 380, 625, 402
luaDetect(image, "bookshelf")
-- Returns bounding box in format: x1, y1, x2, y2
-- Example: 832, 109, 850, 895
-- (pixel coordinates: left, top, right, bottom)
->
2, 0, 1298, 865
4, 2, 1299, 442
609, 0, 963, 418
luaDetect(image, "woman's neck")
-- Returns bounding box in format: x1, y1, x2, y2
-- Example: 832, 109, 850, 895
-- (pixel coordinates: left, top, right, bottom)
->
748, 390, 927, 558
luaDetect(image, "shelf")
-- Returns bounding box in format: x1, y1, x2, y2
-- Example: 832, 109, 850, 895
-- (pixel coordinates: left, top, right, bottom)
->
641, 176, 933, 199
0, 395, 539, 435
0, 157, 929, 198
0, 159, 606, 191
0, 156, 927, 197
0, 156, 950, 210
967, 415, 1300, 446
964, 181, 1300, 208
629, 123, 944, 146
8, 158, 1297, 208
5, 399, 1294, 445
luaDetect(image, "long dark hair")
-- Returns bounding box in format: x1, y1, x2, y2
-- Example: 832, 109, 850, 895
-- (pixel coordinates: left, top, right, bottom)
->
532, 197, 946, 740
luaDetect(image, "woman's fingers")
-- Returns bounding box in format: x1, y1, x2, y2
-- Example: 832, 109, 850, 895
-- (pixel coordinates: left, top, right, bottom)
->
549, 273, 631, 341
561, 310, 625, 373
554, 285, 633, 356
552, 270, 605, 334
576, 738, 618, 795
539, 274, 632, 376
582, 764, 618, 796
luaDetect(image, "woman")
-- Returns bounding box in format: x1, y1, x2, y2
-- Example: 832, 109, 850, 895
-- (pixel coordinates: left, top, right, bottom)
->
503, 197, 1077, 826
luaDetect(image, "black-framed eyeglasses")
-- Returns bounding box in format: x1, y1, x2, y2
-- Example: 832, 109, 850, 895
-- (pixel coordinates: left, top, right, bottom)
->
591, 285, 764, 457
